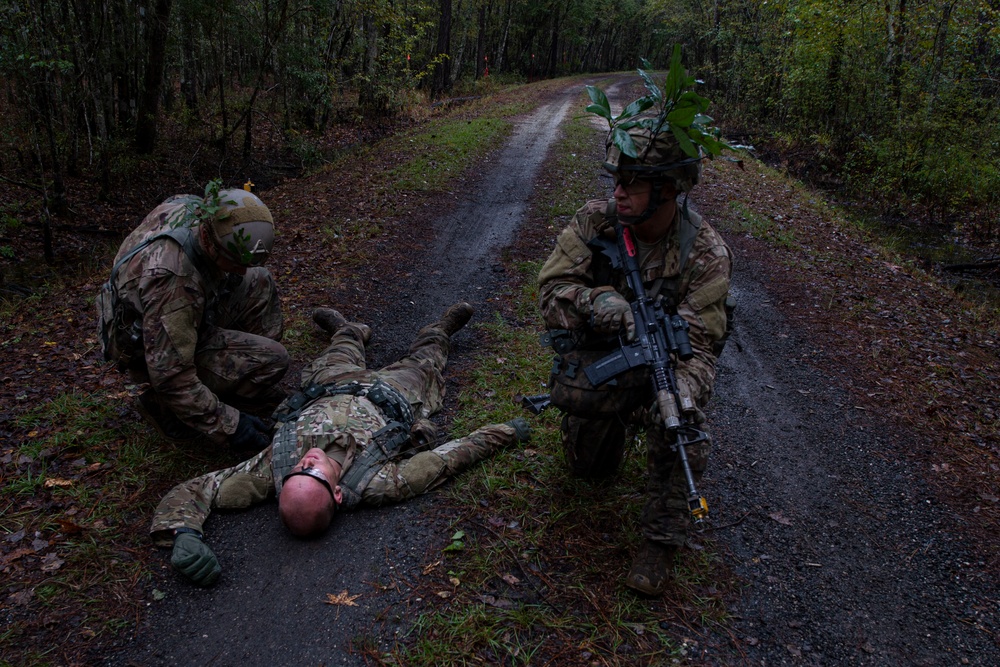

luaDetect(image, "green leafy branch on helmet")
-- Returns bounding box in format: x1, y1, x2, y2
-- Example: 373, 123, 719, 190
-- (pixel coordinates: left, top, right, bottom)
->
225, 228, 257, 266
586, 44, 730, 161
166, 178, 236, 231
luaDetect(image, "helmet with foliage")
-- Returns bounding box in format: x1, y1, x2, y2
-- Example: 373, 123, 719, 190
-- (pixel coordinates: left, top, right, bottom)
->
586, 45, 733, 208
209, 188, 274, 267
603, 127, 703, 193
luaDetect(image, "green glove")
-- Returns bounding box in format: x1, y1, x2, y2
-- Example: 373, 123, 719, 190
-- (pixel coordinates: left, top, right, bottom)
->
590, 288, 635, 340
170, 531, 221, 587
505, 417, 532, 443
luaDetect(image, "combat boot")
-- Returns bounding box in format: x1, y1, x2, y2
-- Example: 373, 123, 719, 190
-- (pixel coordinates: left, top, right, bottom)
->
312, 308, 371, 343
437, 302, 474, 336
136, 390, 201, 445
625, 541, 677, 596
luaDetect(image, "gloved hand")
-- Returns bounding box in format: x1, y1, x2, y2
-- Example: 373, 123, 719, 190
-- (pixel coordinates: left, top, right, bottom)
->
590, 288, 635, 340
505, 417, 532, 443
675, 373, 698, 414
230, 412, 270, 451
171, 531, 221, 587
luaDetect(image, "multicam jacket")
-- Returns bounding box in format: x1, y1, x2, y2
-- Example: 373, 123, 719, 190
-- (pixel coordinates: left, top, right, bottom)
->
103, 196, 242, 438
149, 389, 517, 546
538, 199, 733, 406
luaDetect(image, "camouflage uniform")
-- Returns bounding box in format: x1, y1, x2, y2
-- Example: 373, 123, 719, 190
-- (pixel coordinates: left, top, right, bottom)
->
538, 199, 732, 547
150, 320, 519, 545
100, 196, 288, 441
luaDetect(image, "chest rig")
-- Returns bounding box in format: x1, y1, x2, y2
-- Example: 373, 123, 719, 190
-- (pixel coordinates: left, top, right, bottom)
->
271, 379, 415, 509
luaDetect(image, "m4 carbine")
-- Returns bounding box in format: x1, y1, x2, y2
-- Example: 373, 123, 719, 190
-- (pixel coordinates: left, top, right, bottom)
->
582, 223, 710, 523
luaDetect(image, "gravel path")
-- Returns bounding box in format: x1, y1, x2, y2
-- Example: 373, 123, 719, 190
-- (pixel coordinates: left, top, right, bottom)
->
703, 251, 998, 666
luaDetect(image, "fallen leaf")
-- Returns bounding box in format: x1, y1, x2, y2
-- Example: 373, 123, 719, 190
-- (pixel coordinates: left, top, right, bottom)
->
55, 520, 85, 535
768, 512, 793, 526
435, 591, 451, 599
7, 589, 34, 606
4, 529, 25, 543
325, 590, 361, 606
0, 547, 34, 567
448, 576, 460, 587
422, 560, 441, 575
44, 478, 73, 488
501, 573, 520, 586
40, 554, 65, 572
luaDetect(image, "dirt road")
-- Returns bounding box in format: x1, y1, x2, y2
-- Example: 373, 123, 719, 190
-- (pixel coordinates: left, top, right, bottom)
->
110, 80, 999, 666
706, 264, 998, 665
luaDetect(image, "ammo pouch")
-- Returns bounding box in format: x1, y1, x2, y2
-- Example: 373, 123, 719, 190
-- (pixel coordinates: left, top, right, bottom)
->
544, 330, 649, 419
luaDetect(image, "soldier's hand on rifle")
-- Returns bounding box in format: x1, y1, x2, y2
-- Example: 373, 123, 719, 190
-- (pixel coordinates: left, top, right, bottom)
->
590, 287, 635, 340
171, 529, 221, 587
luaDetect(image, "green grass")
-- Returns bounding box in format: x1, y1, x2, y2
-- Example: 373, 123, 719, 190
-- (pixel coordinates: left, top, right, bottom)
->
381, 265, 730, 665
1, 391, 213, 662
389, 117, 513, 191
725, 201, 799, 249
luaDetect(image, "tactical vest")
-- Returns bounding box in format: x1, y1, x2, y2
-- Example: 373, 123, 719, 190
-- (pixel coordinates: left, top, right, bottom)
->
590, 199, 702, 309
96, 223, 217, 364
271, 379, 415, 509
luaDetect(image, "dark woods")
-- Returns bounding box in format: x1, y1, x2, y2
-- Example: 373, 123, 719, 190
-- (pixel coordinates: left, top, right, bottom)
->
0, 0, 997, 267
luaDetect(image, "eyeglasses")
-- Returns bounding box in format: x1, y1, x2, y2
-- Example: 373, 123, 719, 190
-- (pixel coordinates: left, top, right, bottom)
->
614, 172, 646, 190
282, 466, 336, 502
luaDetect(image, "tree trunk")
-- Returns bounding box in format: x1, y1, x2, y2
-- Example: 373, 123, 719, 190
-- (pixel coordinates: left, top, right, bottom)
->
135, 0, 174, 153
431, 0, 453, 99
475, 3, 487, 80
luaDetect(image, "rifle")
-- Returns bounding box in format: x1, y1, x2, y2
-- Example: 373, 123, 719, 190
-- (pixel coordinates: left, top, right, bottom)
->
527, 223, 710, 522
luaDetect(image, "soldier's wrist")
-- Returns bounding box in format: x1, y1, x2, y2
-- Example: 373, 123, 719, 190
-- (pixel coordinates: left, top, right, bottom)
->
173, 527, 203, 540
589, 286, 616, 303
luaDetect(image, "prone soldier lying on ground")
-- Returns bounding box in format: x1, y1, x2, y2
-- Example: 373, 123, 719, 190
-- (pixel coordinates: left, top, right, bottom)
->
149, 302, 531, 586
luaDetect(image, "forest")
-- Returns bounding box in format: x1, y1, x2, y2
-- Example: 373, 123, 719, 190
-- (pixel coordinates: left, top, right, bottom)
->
1, 0, 998, 272
2, 1, 1000, 665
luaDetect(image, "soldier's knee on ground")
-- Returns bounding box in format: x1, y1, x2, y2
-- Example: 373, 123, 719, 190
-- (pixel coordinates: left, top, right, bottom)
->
561, 413, 626, 480
397, 451, 448, 495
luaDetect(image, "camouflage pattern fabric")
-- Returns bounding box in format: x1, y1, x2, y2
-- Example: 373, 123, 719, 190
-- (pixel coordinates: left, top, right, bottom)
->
150, 321, 520, 546
538, 198, 732, 544
99, 196, 288, 441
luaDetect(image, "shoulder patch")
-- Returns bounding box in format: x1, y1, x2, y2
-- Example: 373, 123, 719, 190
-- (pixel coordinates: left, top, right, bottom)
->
686, 276, 730, 312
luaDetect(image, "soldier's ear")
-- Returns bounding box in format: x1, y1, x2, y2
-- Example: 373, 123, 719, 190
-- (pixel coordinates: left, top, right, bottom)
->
333, 485, 344, 506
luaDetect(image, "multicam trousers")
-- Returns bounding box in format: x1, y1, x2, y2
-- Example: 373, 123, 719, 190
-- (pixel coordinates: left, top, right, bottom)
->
561, 413, 710, 547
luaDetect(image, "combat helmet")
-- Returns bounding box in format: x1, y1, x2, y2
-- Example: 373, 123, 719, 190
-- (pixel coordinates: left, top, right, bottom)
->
603, 126, 703, 194
209, 188, 275, 267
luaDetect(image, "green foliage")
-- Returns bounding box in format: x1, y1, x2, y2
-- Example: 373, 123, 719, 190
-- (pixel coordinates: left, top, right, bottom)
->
585, 44, 729, 159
